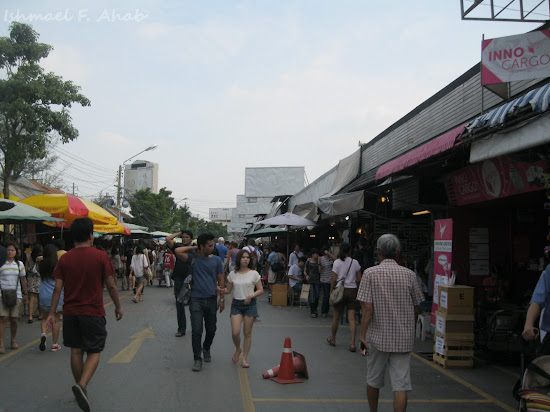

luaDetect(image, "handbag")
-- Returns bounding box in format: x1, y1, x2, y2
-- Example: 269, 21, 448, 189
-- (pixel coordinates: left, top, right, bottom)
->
329, 259, 353, 306
300, 284, 311, 304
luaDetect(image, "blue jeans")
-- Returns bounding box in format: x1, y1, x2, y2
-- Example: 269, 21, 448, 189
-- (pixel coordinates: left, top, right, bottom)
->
309, 283, 320, 314
320, 282, 331, 315
189, 297, 218, 361
174, 288, 186, 334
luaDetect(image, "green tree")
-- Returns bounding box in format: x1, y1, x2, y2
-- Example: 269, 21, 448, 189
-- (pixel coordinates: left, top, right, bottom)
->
0, 22, 90, 198
128, 187, 229, 237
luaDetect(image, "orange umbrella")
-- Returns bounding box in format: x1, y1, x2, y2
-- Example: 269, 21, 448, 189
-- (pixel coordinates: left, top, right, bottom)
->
20, 194, 117, 226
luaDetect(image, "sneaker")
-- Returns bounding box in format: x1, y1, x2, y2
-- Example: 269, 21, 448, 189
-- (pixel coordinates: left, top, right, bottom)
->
72, 383, 91, 412
192, 359, 202, 371
203, 350, 211, 362
39, 335, 46, 352
51, 344, 61, 352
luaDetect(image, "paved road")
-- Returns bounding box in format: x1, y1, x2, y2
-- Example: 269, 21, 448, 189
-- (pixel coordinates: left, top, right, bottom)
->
1, 285, 521, 411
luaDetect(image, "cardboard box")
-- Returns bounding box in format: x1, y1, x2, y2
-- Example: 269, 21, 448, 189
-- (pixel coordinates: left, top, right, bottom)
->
437, 285, 474, 315
435, 310, 474, 340
271, 284, 288, 306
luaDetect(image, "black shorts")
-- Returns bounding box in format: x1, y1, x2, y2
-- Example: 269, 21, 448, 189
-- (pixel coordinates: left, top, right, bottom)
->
63, 316, 107, 353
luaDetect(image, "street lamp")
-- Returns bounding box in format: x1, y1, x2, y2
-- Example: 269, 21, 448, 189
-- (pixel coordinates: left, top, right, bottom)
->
116, 145, 158, 220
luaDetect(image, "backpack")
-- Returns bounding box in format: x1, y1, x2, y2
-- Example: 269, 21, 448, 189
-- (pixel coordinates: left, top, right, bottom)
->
271, 253, 284, 272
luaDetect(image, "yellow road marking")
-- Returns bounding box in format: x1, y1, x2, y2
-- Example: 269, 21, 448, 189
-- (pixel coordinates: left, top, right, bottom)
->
107, 327, 154, 364
238, 356, 255, 412
253, 398, 493, 404
255, 324, 338, 328
411, 352, 515, 412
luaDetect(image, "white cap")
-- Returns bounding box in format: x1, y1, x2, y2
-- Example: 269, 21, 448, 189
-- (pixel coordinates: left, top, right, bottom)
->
218, 237, 225, 242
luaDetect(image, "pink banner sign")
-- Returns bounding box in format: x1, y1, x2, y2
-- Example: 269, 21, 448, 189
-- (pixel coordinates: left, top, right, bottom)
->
446, 156, 549, 206
482, 30, 550, 85
431, 219, 453, 325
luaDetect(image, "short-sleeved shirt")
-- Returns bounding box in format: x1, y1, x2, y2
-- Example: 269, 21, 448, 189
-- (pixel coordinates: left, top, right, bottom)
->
357, 259, 425, 353
53, 247, 114, 317
267, 251, 276, 264
188, 254, 223, 298
288, 251, 303, 268
332, 257, 361, 288
320, 256, 333, 283
131, 254, 148, 278
0, 260, 26, 298
216, 244, 228, 264
531, 264, 550, 332
288, 264, 303, 288
228, 270, 260, 300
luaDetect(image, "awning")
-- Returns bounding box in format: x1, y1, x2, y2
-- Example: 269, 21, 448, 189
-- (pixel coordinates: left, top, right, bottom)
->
244, 227, 288, 238
317, 191, 364, 217
467, 82, 550, 131
292, 202, 318, 221
376, 124, 466, 180
325, 149, 361, 196
470, 112, 550, 163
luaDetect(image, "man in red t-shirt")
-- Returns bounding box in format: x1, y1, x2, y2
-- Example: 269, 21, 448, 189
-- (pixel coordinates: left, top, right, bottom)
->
47, 218, 122, 412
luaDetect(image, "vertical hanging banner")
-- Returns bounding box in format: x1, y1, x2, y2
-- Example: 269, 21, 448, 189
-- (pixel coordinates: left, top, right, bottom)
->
431, 218, 453, 325
481, 30, 550, 85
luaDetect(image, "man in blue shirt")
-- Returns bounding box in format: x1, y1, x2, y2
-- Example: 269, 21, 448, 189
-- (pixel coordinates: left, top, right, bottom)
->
523, 263, 550, 353
215, 237, 228, 268
175, 233, 225, 372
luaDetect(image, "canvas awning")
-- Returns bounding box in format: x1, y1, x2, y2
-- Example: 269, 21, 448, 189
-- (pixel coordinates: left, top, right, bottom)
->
376, 124, 466, 180
317, 191, 364, 217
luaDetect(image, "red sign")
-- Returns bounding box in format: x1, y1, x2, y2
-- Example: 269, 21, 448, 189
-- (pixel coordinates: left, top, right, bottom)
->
431, 219, 453, 325
482, 30, 550, 85
446, 157, 549, 206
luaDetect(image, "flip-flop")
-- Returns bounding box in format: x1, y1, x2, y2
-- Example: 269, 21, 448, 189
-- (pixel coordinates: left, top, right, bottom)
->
132, 298, 138, 303
349, 345, 357, 352
10, 343, 19, 349
326, 336, 335, 347
242, 361, 250, 368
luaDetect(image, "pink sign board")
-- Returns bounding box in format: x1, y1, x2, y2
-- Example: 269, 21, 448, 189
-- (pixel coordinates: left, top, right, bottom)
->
431, 219, 453, 325
482, 30, 550, 85
446, 156, 549, 206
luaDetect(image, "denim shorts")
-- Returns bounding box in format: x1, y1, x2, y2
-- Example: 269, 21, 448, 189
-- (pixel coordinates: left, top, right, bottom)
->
230, 298, 259, 318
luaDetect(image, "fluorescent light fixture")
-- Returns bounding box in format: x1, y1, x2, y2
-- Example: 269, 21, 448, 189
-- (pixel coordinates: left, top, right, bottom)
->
412, 210, 431, 216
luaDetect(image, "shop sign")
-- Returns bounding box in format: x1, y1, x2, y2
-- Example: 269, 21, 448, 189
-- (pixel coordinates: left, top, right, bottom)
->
482, 30, 550, 85
446, 156, 549, 206
431, 218, 453, 325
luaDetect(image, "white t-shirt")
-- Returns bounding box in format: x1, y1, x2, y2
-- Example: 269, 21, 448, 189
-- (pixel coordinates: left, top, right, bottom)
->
332, 257, 361, 289
0, 260, 26, 298
227, 270, 260, 300
131, 254, 148, 278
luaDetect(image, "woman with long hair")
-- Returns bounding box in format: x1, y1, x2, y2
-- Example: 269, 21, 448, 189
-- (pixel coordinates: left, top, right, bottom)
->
326, 242, 362, 351
38, 244, 63, 352
26, 244, 43, 323
219, 249, 263, 368
130, 245, 148, 303
0, 242, 28, 353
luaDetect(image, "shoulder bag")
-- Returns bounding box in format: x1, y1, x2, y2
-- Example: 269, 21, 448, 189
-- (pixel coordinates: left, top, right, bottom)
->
329, 259, 353, 306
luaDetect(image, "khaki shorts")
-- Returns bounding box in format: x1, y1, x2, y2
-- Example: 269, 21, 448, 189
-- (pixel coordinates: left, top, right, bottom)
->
0, 298, 22, 318
366, 343, 412, 392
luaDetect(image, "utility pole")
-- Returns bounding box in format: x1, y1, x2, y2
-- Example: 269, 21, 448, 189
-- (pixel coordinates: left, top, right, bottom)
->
116, 165, 122, 221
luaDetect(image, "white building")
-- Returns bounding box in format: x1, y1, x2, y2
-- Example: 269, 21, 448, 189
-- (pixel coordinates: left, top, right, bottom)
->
124, 160, 159, 196
209, 207, 233, 226
227, 167, 305, 237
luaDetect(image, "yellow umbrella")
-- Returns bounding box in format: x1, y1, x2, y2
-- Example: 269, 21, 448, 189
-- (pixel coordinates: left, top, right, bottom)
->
20, 193, 117, 226
94, 221, 131, 235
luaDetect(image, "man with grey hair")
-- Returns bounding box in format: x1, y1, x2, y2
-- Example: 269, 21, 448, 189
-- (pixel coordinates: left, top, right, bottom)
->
357, 234, 424, 412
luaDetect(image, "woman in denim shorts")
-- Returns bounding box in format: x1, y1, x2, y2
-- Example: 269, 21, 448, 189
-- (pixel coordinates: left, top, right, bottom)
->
219, 249, 263, 368
38, 244, 64, 352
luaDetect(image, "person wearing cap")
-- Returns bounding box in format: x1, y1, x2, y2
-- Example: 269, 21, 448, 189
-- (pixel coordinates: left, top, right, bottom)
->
215, 237, 228, 267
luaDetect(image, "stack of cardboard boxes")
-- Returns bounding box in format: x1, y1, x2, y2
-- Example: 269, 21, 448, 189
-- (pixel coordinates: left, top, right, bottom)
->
433, 285, 475, 368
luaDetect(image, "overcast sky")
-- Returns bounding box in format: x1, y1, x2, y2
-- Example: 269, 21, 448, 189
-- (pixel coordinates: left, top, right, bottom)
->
0, 1, 543, 219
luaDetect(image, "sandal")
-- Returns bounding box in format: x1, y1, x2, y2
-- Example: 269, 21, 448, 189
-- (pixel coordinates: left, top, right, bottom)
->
349, 345, 357, 352
132, 298, 138, 303
242, 361, 250, 368
326, 336, 335, 347
27, 319, 33, 324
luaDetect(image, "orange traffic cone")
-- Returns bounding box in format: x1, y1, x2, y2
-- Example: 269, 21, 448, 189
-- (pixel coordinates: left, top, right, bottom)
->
270, 337, 303, 384
262, 351, 309, 379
